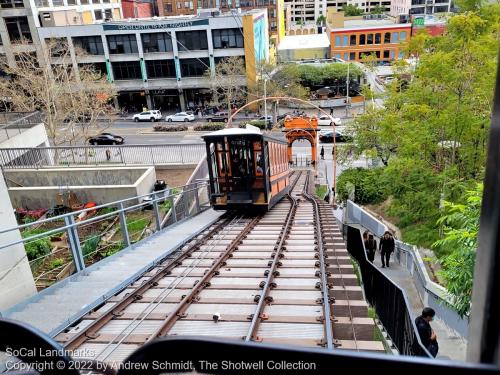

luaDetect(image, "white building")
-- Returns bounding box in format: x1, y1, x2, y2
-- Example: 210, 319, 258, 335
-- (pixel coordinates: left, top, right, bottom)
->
326, 0, 392, 14
390, 0, 451, 17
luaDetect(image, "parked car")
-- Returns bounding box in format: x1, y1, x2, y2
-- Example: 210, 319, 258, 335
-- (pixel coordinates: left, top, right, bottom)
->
133, 110, 162, 122
165, 112, 196, 122
206, 111, 229, 122
319, 130, 350, 143
87, 133, 124, 145
317, 115, 342, 126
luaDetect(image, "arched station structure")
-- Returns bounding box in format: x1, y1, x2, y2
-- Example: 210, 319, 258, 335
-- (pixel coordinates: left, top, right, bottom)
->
282, 115, 319, 166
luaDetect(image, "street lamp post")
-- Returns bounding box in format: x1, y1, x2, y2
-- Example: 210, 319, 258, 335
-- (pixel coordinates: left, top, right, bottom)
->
264, 78, 268, 127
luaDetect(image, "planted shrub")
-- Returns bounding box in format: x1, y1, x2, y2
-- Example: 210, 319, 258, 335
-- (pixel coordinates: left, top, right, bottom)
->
193, 123, 226, 131
153, 125, 188, 132
238, 120, 267, 129
22, 229, 52, 261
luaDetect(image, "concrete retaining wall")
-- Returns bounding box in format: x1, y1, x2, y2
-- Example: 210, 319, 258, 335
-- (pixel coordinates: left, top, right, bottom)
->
7, 166, 156, 209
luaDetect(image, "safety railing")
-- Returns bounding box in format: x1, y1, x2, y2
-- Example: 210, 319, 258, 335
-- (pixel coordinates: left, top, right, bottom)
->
0, 143, 206, 169
346, 225, 432, 357
291, 154, 312, 167
343, 200, 469, 339
0, 181, 210, 291
0, 112, 44, 141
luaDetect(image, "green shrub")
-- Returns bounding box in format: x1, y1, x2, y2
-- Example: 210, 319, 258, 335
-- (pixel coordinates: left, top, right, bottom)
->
82, 235, 101, 257
126, 218, 149, 234
49, 258, 65, 270
337, 168, 386, 204
238, 120, 267, 129
22, 229, 52, 261
193, 123, 226, 131
153, 124, 188, 132
103, 241, 125, 257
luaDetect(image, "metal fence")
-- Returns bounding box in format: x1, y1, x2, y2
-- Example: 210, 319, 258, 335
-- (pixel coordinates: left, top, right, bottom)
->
0, 112, 44, 141
291, 154, 312, 167
0, 181, 209, 290
344, 200, 469, 339
346, 225, 432, 357
0, 143, 206, 169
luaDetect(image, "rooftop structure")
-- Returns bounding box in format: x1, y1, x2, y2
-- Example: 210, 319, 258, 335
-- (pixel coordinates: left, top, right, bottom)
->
277, 33, 330, 62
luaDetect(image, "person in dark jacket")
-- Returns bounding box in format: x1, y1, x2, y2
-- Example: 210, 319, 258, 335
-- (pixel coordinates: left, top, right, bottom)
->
415, 307, 439, 357
364, 233, 377, 263
379, 231, 395, 268
320, 146, 325, 160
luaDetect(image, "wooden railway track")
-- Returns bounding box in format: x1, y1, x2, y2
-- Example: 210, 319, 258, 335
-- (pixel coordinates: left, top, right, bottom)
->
56, 171, 383, 365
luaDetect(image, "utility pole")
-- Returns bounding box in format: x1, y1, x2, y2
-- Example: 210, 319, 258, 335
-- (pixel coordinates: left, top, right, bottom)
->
264, 78, 268, 128
345, 62, 350, 118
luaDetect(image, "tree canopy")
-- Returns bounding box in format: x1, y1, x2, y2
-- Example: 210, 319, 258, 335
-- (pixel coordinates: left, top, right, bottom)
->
342, 4, 364, 16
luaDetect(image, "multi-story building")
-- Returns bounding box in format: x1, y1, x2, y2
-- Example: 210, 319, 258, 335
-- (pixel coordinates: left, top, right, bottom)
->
121, 0, 155, 18
325, 0, 391, 17
28, 0, 123, 27
390, 0, 451, 17
36, 9, 269, 111
0, 0, 43, 66
327, 10, 411, 61
285, 0, 325, 23
155, 0, 282, 37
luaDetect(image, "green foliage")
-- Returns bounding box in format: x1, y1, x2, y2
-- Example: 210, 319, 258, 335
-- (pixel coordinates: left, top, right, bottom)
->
370, 4, 384, 14
193, 123, 226, 131
153, 124, 188, 132
294, 63, 362, 87
103, 241, 125, 257
49, 258, 65, 270
98, 207, 116, 215
126, 218, 149, 235
316, 14, 326, 25
315, 185, 328, 199
82, 235, 101, 257
238, 120, 267, 129
23, 216, 37, 224
432, 183, 482, 317
22, 228, 52, 261
342, 4, 364, 15
337, 168, 387, 204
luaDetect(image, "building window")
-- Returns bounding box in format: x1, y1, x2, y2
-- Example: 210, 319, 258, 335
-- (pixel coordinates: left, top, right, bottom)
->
142, 33, 173, 53
392, 32, 399, 43
112, 61, 142, 80
0, 0, 24, 8
349, 52, 355, 60
375, 33, 381, 44
335, 53, 341, 59
79, 62, 107, 77
94, 9, 103, 20
214, 56, 245, 67
176, 30, 208, 51
176, 2, 181, 8
52, 0, 63, 5
212, 28, 244, 49
164, 2, 172, 12
67, 0, 76, 4
367, 33, 373, 44
73, 35, 104, 55
180, 58, 209, 77
146, 59, 176, 78
107, 34, 138, 54
400, 31, 407, 41
104, 9, 112, 19
80, 0, 88, 4
342, 35, 348, 46
384, 32, 390, 43
335, 35, 341, 46
46, 38, 67, 57
359, 34, 366, 45
344, 52, 349, 60
383, 50, 389, 58
350, 34, 356, 45
390, 50, 395, 59
5, 17, 32, 43
103, 0, 110, 3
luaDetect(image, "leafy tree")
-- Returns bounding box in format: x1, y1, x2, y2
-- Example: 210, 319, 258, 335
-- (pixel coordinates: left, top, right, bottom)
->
316, 14, 326, 26
370, 4, 385, 14
432, 183, 482, 317
0, 39, 116, 146
342, 4, 364, 16
207, 56, 246, 115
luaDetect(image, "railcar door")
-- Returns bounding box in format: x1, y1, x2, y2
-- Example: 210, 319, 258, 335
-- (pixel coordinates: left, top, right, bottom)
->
227, 137, 255, 203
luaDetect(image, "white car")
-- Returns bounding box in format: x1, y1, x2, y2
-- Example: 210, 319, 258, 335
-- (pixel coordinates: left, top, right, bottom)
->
165, 112, 196, 122
133, 110, 162, 122
318, 115, 342, 126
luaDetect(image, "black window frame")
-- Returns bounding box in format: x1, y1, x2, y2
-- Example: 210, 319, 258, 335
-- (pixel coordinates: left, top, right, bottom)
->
375, 33, 381, 44
384, 32, 391, 43
146, 59, 176, 78
73, 35, 105, 55
350, 34, 356, 46
212, 28, 244, 49
107, 34, 138, 54
180, 58, 209, 77
5, 16, 32, 43
78, 62, 108, 77
0, 0, 24, 9
359, 34, 366, 45
112, 60, 142, 80
176, 30, 208, 51
141, 32, 173, 53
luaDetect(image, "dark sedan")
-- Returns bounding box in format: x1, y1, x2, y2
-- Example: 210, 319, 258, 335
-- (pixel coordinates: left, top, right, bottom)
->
87, 133, 124, 145
319, 130, 351, 143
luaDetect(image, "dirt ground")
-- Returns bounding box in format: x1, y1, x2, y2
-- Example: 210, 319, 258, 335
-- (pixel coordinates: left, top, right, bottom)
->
155, 168, 195, 187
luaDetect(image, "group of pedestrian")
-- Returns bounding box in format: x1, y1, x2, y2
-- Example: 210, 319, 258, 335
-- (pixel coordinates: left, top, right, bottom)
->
363, 230, 395, 268
362, 230, 440, 357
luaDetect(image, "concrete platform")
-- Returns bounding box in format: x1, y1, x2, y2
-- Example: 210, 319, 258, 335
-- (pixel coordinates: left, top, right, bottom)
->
2, 209, 224, 337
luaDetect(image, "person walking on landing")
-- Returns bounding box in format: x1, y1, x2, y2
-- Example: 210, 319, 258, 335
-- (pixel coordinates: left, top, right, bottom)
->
415, 307, 439, 357
364, 233, 377, 263
379, 231, 395, 268
320, 146, 325, 160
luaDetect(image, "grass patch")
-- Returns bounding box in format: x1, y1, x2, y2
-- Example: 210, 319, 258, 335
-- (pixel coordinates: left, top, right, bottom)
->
126, 217, 149, 235
315, 185, 328, 199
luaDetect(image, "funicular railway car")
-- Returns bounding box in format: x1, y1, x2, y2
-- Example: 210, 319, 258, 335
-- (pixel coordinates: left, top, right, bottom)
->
202, 125, 290, 211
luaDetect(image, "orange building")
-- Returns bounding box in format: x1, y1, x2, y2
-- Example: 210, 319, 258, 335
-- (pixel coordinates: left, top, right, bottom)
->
326, 11, 412, 62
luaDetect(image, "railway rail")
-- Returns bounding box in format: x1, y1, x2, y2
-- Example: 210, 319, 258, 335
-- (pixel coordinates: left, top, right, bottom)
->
57, 170, 383, 366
